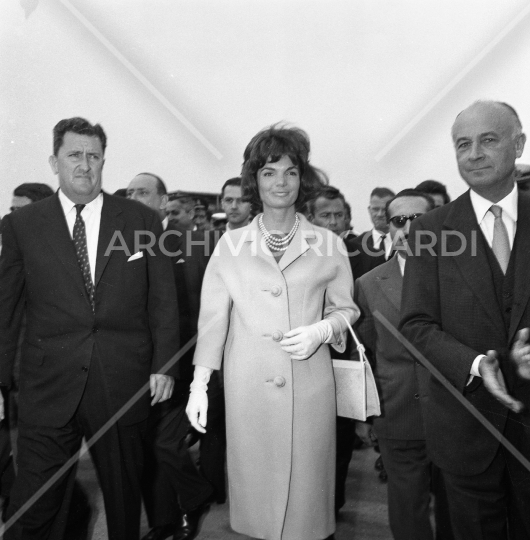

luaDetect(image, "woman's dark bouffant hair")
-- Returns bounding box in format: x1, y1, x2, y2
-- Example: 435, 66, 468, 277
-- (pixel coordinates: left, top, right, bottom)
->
241, 124, 328, 211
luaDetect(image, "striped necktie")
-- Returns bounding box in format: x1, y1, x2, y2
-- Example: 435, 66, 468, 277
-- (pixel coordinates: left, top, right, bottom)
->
73, 204, 95, 311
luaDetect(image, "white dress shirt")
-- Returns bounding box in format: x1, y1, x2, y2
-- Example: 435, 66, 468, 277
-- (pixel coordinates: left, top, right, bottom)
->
58, 189, 103, 284
371, 229, 393, 259
468, 183, 518, 378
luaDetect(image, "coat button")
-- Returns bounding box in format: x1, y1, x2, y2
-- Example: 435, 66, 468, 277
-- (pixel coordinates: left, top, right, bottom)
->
271, 286, 282, 297
81, 366, 88, 372
92, 326, 99, 333
272, 331, 283, 342
274, 376, 286, 387
414, 393, 420, 399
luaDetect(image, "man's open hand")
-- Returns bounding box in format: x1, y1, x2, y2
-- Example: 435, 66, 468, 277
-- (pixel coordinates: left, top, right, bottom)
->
479, 351, 524, 414
511, 328, 530, 380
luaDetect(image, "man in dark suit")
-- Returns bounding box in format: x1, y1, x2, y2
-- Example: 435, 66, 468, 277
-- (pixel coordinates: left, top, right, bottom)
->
401, 101, 530, 539
0, 118, 179, 540
356, 189, 442, 539
127, 172, 214, 540
349, 187, 394, 280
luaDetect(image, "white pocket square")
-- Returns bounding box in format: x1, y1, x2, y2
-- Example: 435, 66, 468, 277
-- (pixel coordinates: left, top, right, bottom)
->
176, 259, 185, 264
128, 251, 144, 261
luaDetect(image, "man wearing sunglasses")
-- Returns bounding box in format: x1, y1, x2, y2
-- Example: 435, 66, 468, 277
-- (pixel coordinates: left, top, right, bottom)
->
401, 101, 530, 539
355, 189, 439, 540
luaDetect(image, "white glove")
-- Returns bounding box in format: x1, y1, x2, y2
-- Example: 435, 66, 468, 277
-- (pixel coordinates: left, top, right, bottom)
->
186, 366, 213, 433
280, 320, 333, 360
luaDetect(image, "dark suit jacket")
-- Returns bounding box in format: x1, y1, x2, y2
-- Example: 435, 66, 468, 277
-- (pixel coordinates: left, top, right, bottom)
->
0, 192, 179, 427
162, 225, 221, 384
347, 230, 386, 280
400, 186, 530, 475
355, 256, 426, 440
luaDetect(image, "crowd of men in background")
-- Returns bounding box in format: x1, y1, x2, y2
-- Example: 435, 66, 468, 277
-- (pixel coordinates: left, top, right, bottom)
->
1, 101, 530, 540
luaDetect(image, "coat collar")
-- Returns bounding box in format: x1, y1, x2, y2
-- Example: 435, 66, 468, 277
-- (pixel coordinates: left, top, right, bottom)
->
243, 213, 318, 272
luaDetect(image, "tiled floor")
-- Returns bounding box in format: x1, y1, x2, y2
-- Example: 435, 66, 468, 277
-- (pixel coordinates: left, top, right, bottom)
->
77, 443, 392, 540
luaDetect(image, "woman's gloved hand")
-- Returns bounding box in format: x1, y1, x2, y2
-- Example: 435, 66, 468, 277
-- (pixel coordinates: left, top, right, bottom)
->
280, 320, 333, 360
186, 366, 213, 433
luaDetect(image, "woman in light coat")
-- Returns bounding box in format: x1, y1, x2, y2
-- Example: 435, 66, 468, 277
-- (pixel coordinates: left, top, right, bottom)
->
186, 125, 358, 540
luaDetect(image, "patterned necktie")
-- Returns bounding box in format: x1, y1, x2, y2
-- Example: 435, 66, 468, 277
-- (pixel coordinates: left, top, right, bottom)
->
73, 204, 95, 310
489, 205, 510, 274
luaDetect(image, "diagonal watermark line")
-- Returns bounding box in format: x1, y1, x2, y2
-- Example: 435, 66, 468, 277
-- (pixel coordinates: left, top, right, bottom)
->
375, 2, 530, 162
56, 0, 223, 160
0, 312, 222, 536
373, 309, 530, 473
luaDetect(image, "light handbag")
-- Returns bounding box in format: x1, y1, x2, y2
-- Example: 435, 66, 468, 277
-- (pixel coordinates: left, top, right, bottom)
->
332, 312, 381, 421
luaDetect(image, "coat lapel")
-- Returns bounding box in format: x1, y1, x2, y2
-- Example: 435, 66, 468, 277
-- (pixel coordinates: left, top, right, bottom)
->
277, 214, 314, 272
243, 216, 281, 272
509, 186, 530, 341
443, 191, 504, 331
38, 194, 88, 296
95, 193, 125, 287
375, 256, 402, 313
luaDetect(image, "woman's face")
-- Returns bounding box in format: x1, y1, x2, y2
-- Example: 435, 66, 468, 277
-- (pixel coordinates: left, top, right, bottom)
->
257, 155, 300, 211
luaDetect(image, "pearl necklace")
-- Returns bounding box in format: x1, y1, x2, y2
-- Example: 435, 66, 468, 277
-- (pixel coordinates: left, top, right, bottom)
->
258, 214, 300, 252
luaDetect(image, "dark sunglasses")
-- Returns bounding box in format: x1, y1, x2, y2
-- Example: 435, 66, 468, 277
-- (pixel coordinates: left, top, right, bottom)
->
388, 213, 424, 228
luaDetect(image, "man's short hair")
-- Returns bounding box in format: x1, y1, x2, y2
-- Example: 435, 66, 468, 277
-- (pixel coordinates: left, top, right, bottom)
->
385, 189, 435, 221
52, 117, 107, 156
370, 187, 395, 200
415, 180, 450, 204
136, 172, 167, 196
13, 183, 55, 202
167, 192, 195, 212
307, 185, 346, 216
221, 177, 242, 199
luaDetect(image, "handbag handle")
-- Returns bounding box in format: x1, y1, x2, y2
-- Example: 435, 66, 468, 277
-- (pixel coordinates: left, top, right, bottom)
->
336, 312, 368, 362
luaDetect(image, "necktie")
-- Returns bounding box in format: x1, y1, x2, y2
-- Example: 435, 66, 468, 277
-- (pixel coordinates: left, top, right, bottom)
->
489, 205, 510, 274
73, 204, 95, 310
380, 234, 388, 259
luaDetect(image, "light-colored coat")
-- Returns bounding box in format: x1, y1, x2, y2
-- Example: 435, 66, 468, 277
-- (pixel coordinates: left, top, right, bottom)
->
193, 214, 358, 540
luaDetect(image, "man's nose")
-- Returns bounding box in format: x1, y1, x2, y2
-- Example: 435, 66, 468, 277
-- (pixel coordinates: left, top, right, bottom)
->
130, 191, 139, 200
403, 220, 412, 236
468, 141, 484, 160
79, 153, 91, 171
329, 214, 337, 225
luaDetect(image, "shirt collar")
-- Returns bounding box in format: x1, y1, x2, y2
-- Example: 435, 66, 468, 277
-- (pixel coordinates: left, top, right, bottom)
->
469, 183, 518, 225
162, 216, 169, 230
58, 189, 103, 216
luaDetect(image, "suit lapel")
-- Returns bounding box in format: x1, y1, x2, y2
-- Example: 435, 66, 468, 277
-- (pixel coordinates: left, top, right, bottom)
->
95, 193, 125, 287
509, 186, 530, 341
375, 256, 402, 313
38, 194, 88, 296
443, 191, 504, 331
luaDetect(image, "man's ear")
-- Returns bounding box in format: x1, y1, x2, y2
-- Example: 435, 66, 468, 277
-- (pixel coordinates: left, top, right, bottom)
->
515, 133, 526, 159
160, 194, 168, 212
48, 155, 58, 175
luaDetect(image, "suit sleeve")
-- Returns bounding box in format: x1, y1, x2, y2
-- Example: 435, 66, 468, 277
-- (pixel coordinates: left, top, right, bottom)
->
323, 244, 360, 353
399, 219, 481, 392
354, 277, 377, 364
0, 215, 26, 387
146, 214, 180, 376
192, 237, 232, 371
